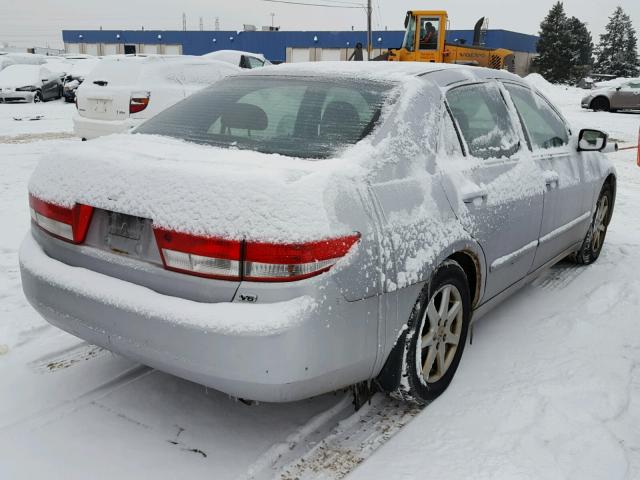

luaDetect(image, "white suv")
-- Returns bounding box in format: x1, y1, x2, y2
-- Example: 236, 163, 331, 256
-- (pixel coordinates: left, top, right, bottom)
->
74, 55, 239, 140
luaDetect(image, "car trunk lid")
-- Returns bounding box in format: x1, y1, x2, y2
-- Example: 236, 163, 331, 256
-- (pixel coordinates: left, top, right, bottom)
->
77, 60, 145, 121
28, 134, 360, 301
77, 84, 134, 121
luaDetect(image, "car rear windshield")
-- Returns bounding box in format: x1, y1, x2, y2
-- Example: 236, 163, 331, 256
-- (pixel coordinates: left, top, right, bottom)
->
134, 76, 392, 159
0, 65, 39, 85
84, 59, 144, 86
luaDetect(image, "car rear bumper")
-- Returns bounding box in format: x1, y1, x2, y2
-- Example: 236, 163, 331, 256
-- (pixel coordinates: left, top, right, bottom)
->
73, 114, 139, 140
19, 233, 378, 402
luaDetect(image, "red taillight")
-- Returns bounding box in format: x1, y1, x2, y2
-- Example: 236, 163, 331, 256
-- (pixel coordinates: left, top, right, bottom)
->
153, 227, 360, 282
29, 194, 94, 244
243, 235, 361, 282
129, 91, 150, 114
153, 228, 242, 280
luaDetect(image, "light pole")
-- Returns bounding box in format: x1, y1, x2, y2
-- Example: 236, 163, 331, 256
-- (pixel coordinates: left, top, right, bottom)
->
366, 0, 372, 60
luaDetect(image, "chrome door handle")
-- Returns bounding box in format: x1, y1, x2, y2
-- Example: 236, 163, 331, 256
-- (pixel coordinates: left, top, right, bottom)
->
544, 171, 559, 190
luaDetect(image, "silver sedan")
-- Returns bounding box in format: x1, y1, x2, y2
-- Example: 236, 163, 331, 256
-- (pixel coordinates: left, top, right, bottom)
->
20, 63, 616, 404
582, 79, 640, 112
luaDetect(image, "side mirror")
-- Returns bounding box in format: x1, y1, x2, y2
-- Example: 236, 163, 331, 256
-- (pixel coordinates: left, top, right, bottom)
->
41, 78, 49, 83
578, 129, 615, 152
616, 86, 622, 91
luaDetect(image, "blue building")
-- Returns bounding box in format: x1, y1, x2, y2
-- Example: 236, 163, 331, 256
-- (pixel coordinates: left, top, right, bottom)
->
62, 28, 538, 74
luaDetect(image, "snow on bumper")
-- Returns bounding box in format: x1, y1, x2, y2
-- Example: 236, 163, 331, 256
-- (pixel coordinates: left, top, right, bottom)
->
19, 234, 375, 401
73, 113, 139, 140
0, 91, 36, 103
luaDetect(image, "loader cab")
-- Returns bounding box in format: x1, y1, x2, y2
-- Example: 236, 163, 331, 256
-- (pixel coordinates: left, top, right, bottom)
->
390, 11, 447, 62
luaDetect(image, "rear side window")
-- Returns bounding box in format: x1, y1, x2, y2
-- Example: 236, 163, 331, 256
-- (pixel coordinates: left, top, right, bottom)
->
446, 82, 520, 159
246, 56, 265, 68
135, 77, 391, 159
504, 83, 568, 150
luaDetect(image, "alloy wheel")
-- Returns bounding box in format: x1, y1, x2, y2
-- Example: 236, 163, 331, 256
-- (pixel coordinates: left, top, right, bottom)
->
419, 284, 464, 383
592, 194, 609, 252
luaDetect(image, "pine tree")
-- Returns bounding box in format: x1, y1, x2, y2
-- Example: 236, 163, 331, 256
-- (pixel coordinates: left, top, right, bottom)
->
595, 7, 639, 77
567, 16, 593, 82
535, 2, 574, 83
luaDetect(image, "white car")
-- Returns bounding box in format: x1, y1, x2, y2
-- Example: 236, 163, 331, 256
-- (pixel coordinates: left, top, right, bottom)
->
74, 55, 240, 140
203, 50, 271, 69
0, 52, 47, 66
0, 64, 62, 103
63, 58, 101, 102
0, 56, 15, 72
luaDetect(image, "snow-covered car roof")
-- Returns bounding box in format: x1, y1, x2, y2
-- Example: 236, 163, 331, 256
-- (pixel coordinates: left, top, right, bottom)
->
1, 52, 47, 66
238, 61, 518, 86
0, 64, 50, 87
202, 50, 266, 65
82, 55, 240, 88
43, 59, 72, 76
68, 58, 101, 78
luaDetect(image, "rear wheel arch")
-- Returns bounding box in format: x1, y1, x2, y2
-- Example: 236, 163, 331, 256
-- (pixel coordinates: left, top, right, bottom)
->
602, 174, 616, 223
376, 254, 476, 397
447, 250, 481, 308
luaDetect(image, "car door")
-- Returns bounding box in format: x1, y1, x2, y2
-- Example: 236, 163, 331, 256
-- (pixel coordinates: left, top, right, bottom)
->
503, 82, 591, 271
439, 81, 545, 302
612, 81, 640, 109
39, 67, 55, 99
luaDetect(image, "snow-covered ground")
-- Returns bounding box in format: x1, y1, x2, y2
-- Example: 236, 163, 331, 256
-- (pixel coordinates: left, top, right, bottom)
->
0, 82, 639, 480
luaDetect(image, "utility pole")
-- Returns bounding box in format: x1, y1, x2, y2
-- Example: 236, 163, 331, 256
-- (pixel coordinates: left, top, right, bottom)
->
215, 17, 220, 31
182, 13, 187, 31
366, 0, 372, 60
199, 17, 204, 31
270, 12, 275, 28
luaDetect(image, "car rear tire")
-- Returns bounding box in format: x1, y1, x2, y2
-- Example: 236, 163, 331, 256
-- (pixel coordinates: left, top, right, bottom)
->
33, 91, 43, 103
380, 260, 471, 404
590, 97, 610, 112
573, 184, 613, 265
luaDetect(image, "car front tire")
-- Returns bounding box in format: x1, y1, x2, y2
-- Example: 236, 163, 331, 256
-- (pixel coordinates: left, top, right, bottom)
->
573, 183, 613, 265
590, 97, 610, 112
381, 260, 471, 404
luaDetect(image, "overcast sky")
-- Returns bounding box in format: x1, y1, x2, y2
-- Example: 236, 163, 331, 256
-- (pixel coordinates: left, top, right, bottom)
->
1, 0, 639, 49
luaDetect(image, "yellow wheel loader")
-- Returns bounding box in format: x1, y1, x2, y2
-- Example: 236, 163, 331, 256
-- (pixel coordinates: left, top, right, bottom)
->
385, 11, 515, 71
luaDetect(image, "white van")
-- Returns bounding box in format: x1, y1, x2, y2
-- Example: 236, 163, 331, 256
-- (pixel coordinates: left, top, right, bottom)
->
74, 55, 240, 140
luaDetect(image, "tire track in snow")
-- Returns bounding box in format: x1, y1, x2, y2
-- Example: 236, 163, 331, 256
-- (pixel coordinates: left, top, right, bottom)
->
531, 261, 585, 291
29, 342, 107, 373
242, 394, 422, 480
0, 364, 153, 432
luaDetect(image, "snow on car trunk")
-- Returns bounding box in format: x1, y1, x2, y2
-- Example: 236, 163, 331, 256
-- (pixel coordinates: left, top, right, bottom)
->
28, 133, 359, 243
